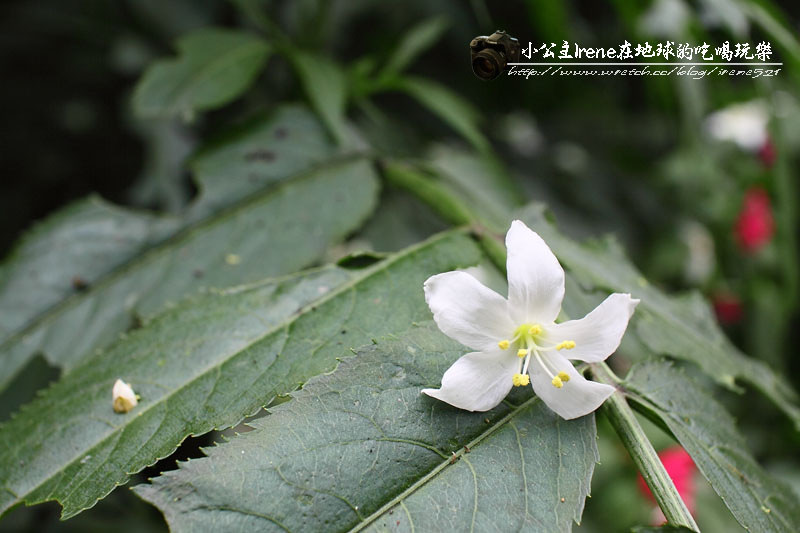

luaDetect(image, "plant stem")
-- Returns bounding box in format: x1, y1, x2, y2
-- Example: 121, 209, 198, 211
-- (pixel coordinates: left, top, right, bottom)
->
382, 161, 472, 225
592, 362, 700, 532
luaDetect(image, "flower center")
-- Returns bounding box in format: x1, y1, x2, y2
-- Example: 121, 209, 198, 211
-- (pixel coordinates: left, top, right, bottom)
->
498, 323, 575, 388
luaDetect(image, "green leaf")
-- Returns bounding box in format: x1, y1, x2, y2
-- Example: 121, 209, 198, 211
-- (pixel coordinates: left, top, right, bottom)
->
0, 106, 361, 392
0, 158, 378, 391
186, 104, 344, 218
0, 231, 481, 519
134, 324, 598, 532
740, 1, 800, 72
625, 360, 800, 533
0, 196, 177, 348
288, 51, 350, 145
391, 76, 491, 154
379, 17, 449, 78
518, 203, 800, 428
132, 28, 270, 120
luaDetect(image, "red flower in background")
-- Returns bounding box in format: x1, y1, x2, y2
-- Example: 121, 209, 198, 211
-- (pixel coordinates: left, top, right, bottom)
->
712, 292, 743, 325
638, 446, 697, 523
735, 187, 774, 253
758, 136, 776, 168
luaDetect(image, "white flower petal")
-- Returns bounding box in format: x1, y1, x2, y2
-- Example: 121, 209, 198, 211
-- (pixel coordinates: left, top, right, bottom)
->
505, 220, 565, 324
546, 293, 639, 363
529, 351, 614, 420
424, 271, 513, 352
422, 350, 518, 412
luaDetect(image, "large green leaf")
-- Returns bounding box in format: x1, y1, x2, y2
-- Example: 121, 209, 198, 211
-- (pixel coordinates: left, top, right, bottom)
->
0, 196, 177, 349
0, 105, 361, 392
132, 28, 270, 119
135, 325, 598, 532
0, 158, 378, 391
0, 230, 481, 519
517, 203, 800, 428
625, 360, 800, 532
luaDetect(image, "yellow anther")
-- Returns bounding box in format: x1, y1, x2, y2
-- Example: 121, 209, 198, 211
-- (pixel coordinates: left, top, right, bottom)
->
556, 340, 576, 350
512, 373, 530, 387
498, 340, 510, 350
557, 371, 570, 383
517, 348, 528, 358
551, 376, 564, 388
528, 324, 543, 336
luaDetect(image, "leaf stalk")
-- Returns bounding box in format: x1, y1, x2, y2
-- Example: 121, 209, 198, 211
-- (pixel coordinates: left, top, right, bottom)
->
592, 362, 700, 532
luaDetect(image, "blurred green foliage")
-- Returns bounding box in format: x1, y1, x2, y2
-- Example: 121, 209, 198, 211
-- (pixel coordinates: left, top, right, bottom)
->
2, 0, 800, 531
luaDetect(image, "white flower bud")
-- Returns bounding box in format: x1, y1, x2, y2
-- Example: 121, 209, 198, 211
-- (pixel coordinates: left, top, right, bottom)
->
112, 379, 138, 413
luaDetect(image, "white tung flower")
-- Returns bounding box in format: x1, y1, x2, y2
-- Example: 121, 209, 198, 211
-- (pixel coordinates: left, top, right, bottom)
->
422, 220, 639, 420
705, 100, 768, 152
112, 378, 138, 413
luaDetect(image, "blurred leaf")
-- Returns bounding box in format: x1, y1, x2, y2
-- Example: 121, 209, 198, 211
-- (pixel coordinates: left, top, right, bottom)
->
517, 203, 800, 429
0, 105, 360, 392
128, 120, 196, 213
0, 159, 378, 392
626, 360, 800, 533
0, 231, 482, 519
0, 485, 167, 533
356, 186, 448, 252
0, 355, 58, 423
392, 76, 491, 154
0, 198, 178, 391
379, 17, 449, 78
741, 0, 800, 69
135, 324, 599, 532
132, 28, 270, 120
288, 51, 350, 145
186, 105, 344, 218
523, 0, 571, 43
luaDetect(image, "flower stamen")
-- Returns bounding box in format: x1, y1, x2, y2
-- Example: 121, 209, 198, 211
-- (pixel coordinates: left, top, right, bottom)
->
504, 323, 577, 390
512, 373, 530, 387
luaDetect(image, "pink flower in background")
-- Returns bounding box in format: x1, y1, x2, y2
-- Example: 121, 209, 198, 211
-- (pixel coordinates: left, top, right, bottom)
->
712, 292, 743, 325
735, 187, 774, 253
638, 445, 697, 524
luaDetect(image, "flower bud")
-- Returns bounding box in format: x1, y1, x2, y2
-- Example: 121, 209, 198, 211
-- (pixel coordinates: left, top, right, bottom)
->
112, 379, 138, 413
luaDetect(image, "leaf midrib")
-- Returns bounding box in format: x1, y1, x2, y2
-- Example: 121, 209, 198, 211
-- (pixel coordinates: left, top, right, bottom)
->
6, 229, 467, 515
348, 394, 541, 533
